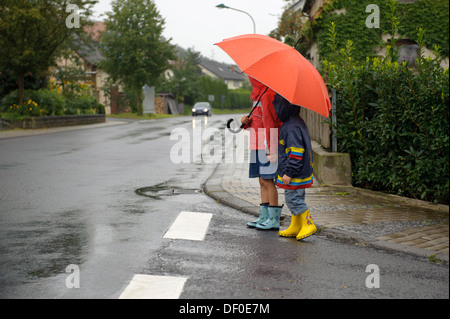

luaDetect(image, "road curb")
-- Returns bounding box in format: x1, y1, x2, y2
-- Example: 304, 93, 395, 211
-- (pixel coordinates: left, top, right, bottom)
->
317, 227, 449, 263
204, 161, 312, 221
204, 163, 259, 217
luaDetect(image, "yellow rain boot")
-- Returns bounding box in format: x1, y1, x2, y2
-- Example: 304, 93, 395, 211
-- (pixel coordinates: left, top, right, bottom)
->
296, 210, 317, 241
278, 213, 302, 238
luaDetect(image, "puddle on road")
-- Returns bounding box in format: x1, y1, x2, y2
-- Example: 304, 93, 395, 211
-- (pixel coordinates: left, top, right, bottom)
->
0, 163, 21, 170
135, 183, 203, 200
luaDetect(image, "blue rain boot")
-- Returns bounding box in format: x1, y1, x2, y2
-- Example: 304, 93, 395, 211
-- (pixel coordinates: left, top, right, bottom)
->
247, 203, 269, 228
256, 205, 283, 230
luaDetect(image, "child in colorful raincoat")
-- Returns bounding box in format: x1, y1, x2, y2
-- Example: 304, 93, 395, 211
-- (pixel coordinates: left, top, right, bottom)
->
272, 95, 317, 240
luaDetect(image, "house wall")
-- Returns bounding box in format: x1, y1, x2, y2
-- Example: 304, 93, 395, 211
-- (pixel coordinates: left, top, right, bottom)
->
300, 105, 331, 149
199, 65, 218, 79
310, 0, 327, 17
306, 42, 320, 68
377, 34, 449, 69
95, 68, 110, 114
224, 79, 245, 90
55, 53, 111, 114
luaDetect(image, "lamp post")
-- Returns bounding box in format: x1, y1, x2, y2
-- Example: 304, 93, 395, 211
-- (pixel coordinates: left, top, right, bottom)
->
216, 4, 256, 34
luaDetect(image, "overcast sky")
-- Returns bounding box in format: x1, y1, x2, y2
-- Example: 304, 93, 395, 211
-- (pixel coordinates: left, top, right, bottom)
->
91, 0, 288, 64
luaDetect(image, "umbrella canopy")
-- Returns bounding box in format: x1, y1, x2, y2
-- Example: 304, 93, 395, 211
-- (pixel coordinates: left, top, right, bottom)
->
215, 34, 331, 118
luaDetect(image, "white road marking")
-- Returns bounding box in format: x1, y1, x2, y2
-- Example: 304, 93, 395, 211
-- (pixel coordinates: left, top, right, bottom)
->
163, 211, 213, 241
119, 274, 187, 299
119, 212, 212, 299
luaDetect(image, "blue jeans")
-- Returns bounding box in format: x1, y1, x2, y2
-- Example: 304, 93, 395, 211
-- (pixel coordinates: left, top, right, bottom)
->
285, 188, 309, 216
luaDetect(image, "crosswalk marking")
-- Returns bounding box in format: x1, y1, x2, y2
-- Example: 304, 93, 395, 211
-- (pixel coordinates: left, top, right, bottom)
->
119, 211, 212, 299
163, 211, 213, 241
119, 274, 187, 299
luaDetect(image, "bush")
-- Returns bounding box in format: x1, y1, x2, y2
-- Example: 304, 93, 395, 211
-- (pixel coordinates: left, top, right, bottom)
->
322, 39, 449, 204
0, 90, 44, 118
1, 89, 105, 118
198, 76, 229, 108
33, 89, 65, 115
197, 77, 251, 109
229, 89, 252, 109
65, 95, 104, 115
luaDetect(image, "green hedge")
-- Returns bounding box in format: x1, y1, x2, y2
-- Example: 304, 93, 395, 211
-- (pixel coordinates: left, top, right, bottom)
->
322, 37, 449, 204
229, 89, 252, 109
197, 77, 251, 109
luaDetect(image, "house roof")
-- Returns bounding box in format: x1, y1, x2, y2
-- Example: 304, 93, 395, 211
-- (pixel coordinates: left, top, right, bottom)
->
76, 45, 104, 66
72, 34, 104, 66
69, 22, 106, 66
288, 0, 306, 12
199, 57, 246, 81
289, 0, 315, 13
291, 0, 331, 19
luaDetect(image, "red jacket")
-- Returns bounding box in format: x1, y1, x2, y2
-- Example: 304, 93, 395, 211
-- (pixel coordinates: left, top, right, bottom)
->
245, 77, 282, 153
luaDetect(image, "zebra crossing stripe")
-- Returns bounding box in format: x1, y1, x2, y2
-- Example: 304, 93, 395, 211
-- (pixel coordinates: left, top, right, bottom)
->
119, 274, 187, 299
119, 211, 212, 299
163, 211, 213, 241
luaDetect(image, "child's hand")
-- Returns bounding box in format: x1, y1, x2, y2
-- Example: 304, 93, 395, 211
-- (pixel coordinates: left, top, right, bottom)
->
282, 174, 291, 185
241, 115, 250, 125
267, 153, 277, 163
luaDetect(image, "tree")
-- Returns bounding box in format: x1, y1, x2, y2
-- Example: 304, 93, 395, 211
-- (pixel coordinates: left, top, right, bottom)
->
159, 47, 202, 105
0, 0, 97, 104
100, 0, 175, 115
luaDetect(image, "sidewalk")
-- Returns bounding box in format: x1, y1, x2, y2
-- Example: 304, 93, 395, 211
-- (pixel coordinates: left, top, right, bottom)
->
0, 118, 128, 139
205, 154, 449, 264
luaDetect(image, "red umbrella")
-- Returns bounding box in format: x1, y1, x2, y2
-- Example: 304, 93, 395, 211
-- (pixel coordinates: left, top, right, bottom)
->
215, 34, 331, 118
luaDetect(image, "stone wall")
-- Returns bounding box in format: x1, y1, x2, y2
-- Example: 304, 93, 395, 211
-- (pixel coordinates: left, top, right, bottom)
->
312, 141, 352, 186
3, 114, 105, 129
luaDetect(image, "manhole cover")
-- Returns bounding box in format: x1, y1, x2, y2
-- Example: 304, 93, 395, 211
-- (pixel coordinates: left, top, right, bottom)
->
136, 184, 202, 199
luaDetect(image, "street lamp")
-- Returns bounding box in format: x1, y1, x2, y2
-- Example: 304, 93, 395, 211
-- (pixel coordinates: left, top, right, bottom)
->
216, 3, 256, 34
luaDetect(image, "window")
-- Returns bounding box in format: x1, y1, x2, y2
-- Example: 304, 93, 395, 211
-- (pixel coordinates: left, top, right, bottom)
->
386, 38, 420, 67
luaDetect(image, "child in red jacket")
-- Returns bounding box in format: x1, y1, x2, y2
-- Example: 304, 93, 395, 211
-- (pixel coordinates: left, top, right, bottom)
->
243, 78, 283, 230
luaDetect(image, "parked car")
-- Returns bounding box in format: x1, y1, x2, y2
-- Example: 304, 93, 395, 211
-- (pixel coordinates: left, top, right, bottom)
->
192, 102, 212, 116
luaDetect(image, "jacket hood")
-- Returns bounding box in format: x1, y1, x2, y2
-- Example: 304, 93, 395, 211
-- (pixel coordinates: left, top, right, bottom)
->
249, 77, 268, 101
273, 94, 300, 122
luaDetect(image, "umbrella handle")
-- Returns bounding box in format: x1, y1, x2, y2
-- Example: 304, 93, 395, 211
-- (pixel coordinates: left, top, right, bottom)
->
226, 118, 245, 134
226, 86, 268, 134
227, 105, 256, 134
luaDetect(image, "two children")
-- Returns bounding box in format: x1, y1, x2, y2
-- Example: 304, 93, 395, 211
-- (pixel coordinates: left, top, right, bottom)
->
243, 82, 317, 241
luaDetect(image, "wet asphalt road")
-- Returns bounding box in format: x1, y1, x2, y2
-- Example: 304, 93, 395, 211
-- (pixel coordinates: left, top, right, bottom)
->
0, 115, 448, 299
